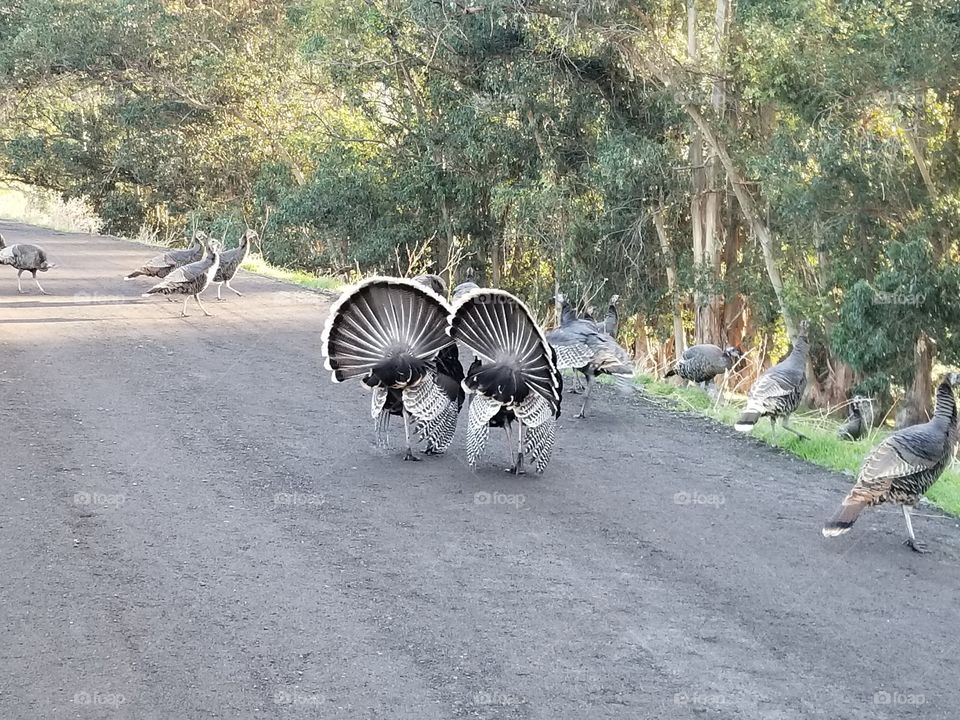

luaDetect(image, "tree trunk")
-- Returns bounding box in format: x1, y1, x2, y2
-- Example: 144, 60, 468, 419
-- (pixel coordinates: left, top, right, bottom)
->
686, 1, 723, 347
437, 196, 454, 285
653, 206, 686, 360
896, 333, 935, 429
696, 0, 729, 347
618, 42, 796, 336
632, 315, 650, 365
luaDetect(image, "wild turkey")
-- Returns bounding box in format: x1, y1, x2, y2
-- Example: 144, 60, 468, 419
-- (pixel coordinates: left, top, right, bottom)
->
823, 374, 960, 552
449, 288, 562, 473
125, 234, 205, 280
734, 320, 809, 438
554, 292, 588, 393
603, 294, 620, 337
546, 298, 634, 419
665, 344, 744, 395
142, 248, 220, 317
837, 396, 870, 441
212, 229, 257, 300
452, 280, 479, 301
557, 293, 580, 326
322, 277, 462, 460
0, 233, 55, 294
412, 273, 446, 296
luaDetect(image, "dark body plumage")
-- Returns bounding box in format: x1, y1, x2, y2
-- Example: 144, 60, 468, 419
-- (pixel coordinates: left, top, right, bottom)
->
450, 289, 562, 473
0, 233, 55, 294
603, 294, 620, 337
322, 277, 461, 460
212, 230, 256, 299
823, 375, 959, 552
125, 236, 205, 280
837, 398, 869, 441
666, 344, 743, 386
143, 250, 220, 317
547, 297, 634, 418
734, 321, 809, 438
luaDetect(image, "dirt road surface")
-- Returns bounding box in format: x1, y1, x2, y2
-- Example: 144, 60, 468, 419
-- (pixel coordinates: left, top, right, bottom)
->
1, 221, 958, 719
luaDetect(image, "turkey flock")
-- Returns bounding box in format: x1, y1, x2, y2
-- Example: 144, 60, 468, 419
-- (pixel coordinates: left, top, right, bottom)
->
5, 224, 958, 555
0, 228, 255, 316
321, 274, 960, 555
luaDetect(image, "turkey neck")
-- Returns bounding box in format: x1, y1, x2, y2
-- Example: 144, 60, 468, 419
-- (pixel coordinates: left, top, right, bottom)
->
783, 335, 809, 366
932, 381, 958, 428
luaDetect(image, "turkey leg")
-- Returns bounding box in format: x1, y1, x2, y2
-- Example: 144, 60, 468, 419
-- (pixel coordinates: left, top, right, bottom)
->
576, 371, 595, 419
402, 408, 419, 461
781, 415, 809, 441
31, 271, 49, 295
506, 422, 525, 475
902, 505, 928, 553
194, 294, 213, 317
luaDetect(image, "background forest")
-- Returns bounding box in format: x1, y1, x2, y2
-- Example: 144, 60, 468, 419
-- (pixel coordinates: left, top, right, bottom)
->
2, 0, 960, 424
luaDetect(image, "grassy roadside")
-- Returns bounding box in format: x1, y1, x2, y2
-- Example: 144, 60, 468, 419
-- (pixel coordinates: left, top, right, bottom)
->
0, 183, 344, 294
635, 374, 960, 517
240, 255, 341, 293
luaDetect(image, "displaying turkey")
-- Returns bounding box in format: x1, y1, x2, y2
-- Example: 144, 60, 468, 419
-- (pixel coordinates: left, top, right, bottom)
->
603, 294, 620, 337
665, 344, 744, 397
449, 288, 562, 473
408, 273, 466, 453
734, 320, 809, 439
0, 233, 56, 294
823, 374, 960, 552
212, 229, 257, 300
142, 247, 220, 317
125, 234, 205, 280
547, 295, 634, 419
837, 396, 870, 441
322, 277, 462, 461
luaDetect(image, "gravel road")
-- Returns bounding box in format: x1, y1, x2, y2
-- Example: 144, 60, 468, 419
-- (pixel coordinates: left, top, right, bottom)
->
1, 221, 958, 719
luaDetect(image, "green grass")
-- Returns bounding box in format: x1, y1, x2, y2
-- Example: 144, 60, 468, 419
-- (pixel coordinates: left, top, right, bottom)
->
239, 255, 341, 292
635, 373, 960, 517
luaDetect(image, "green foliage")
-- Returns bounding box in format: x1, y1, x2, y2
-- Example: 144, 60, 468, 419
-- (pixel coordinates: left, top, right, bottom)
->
833, 240, 960, 394
3, 0, 960, 407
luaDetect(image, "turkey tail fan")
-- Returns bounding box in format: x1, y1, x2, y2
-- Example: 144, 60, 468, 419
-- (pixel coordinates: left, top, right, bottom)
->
322, 277, 454, 384
822, 498, 868, 537
449, 288, 561, 414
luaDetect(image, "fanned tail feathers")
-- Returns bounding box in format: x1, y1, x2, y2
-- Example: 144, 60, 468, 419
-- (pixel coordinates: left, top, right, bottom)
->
449, 289, 562, 415
322, 277, 453, 384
